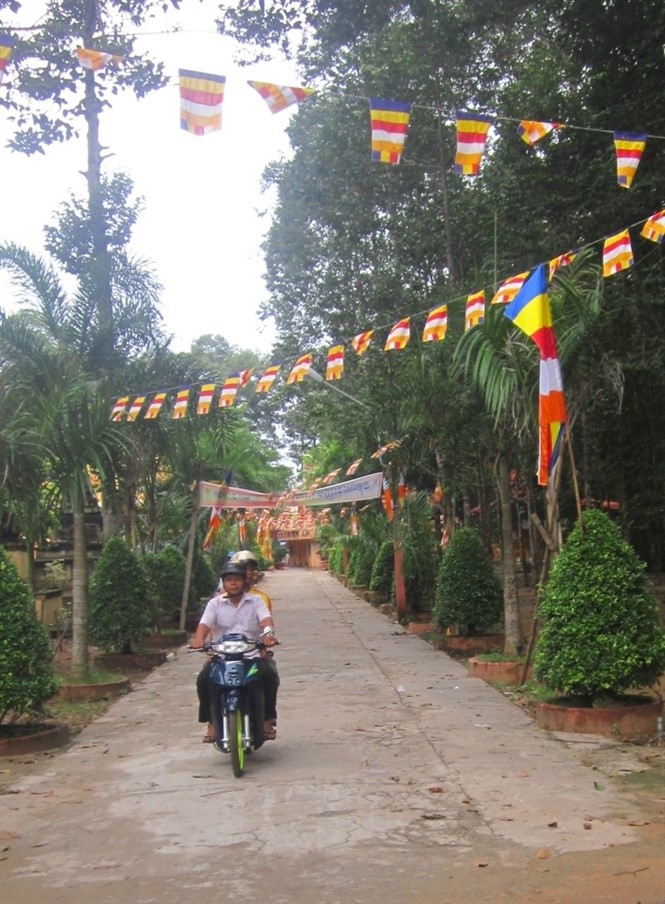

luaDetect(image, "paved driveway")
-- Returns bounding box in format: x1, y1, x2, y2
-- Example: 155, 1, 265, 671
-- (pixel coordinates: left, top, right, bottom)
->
1, 569, 663, 903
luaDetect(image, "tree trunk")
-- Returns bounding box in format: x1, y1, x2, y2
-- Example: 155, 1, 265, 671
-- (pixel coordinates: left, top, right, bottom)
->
180, 490, 199, 632
83, 0, 114, 364
71, 504, 89, 678
497, 454, 521, 655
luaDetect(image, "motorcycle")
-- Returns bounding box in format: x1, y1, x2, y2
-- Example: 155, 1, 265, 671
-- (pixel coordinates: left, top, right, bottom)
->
193, 633, 269, 777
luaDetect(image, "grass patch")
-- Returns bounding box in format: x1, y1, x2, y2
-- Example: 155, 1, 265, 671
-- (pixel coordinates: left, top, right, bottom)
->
44, 698, 111, 736
474, 651, 528, 663
56, 667, 127, 685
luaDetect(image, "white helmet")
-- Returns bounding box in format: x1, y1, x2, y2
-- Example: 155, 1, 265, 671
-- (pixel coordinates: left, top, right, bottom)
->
230, 550, 258, 567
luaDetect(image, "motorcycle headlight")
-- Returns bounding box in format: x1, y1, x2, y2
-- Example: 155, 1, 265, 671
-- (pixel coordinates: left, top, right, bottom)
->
215, 639, 253, 655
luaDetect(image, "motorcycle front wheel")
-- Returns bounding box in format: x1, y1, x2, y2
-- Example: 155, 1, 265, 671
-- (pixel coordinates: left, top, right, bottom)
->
229, 710, 245, 777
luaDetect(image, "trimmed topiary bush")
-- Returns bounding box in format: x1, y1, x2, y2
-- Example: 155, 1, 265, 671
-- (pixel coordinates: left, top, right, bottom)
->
534, 510, 665, 703
434, 528, 503, 635
143, 545, 187, 625
0, 546, 58, 723
370, 540, 394, 596
90, 537, 151, 654
328, 538, 345, 574
348, 536, 376, 587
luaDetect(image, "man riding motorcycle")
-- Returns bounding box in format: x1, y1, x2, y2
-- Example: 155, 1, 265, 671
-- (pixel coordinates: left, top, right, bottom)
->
191, 561, 279, 742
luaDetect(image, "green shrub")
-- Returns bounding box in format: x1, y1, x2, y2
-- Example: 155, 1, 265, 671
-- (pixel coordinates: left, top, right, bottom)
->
397, 493, 439, 612
192, 553, 216, 601
90, 537, 151, 654
0, 546, 58, 723
370, 540, 394, 596
534, 510, 665, 702
348, 535, 378, 587
434, 528, 503, 635
328, 537, 345, 574
143, 545, 187, 625
316, 523, 338, 561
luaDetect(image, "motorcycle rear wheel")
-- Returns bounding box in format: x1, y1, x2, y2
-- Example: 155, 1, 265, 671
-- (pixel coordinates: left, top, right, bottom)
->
229, 710, 245, 777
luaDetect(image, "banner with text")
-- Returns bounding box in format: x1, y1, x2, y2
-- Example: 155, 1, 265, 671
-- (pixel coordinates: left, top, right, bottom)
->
292, 471, 383, 506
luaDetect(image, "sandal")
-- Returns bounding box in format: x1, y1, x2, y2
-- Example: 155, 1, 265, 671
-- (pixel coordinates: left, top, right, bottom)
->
202, 734, 217, 743
264, 720, 277, 740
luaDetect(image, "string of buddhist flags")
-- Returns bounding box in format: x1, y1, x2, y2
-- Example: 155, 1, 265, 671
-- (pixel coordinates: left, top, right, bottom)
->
109, 207, 663, 423
1, 37, 664, 189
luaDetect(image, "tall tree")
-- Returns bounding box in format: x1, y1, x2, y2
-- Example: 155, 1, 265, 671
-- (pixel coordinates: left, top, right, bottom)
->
1, 0, 177, 363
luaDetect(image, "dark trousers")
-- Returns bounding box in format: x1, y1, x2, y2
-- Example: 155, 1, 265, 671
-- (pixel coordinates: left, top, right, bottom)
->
197, 657, 279, 723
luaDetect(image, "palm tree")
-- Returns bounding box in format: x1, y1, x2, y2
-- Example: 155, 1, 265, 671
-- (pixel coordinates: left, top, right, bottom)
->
0, 242, 160, 676
454, 300, 537, 655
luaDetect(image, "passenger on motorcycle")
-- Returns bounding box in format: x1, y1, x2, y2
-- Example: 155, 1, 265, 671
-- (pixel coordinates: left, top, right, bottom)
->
230, 551, 280, 682
191, 562, 279, 743
230, 550, 272, 611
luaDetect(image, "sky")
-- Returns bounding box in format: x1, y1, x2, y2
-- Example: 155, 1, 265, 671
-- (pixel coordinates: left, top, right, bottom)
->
0, 4, 300, 353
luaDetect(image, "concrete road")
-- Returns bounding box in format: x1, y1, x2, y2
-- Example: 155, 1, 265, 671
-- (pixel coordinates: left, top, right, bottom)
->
1, 569, 663, 903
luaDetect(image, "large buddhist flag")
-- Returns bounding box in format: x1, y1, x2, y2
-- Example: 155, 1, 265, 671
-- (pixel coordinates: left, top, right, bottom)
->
179, 69, 225, 136
287, 353, 312, 383
369, 98, 412, 165
0, 34, 16, 83
197, 383, 215, 415
602, 229, 634, 277
465, 290, 485, 330
351, 330, 374, 355
516, 120, 560, 146
504, 265, 567, 486
145, 392, 167, 419
641, 210, 665, 244
76, 47, 122, 71
256, 365, 280, 393
219, 374, 243, 408
422, 305, 448, 343
127, 396, 146, 422
614, 132, 647, 189
172, 389, 190, 419
455, 110, 493, 175
381, 477, 394, 521
247, 80, 315, 113
326, 345, 344, 381
110, 396, 129, 422
491, 271, 529, 305
384, 318, 410, 350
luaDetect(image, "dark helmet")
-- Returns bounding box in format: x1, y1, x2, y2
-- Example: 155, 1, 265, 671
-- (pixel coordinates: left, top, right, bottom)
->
220, 562, 247, 579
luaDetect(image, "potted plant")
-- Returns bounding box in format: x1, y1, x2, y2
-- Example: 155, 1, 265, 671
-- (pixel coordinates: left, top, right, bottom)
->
534, 510, 665, 740
433, 528, 504, 654
0, 546, 66, 755
272, 541, 289, 570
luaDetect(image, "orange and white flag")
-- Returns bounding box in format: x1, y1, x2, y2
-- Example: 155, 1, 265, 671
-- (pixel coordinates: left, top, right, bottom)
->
422, 305, 447, 343
384, 318, 410, 350
76, 47, 122, 71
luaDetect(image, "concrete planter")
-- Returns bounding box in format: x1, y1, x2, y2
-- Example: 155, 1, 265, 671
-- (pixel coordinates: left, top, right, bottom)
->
95, 650, 168, 671
364, 591, 386, 607
57, 678, 131, 702
142, 631, 187, 649
536, 696, 663, 741
0, 723, 69, 757
467, 657, 532, 685
408, 621, 437, 636
433, 634, 504, 655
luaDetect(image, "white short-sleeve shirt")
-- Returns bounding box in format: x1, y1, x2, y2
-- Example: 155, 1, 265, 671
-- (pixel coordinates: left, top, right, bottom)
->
199, 591, 271, 644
